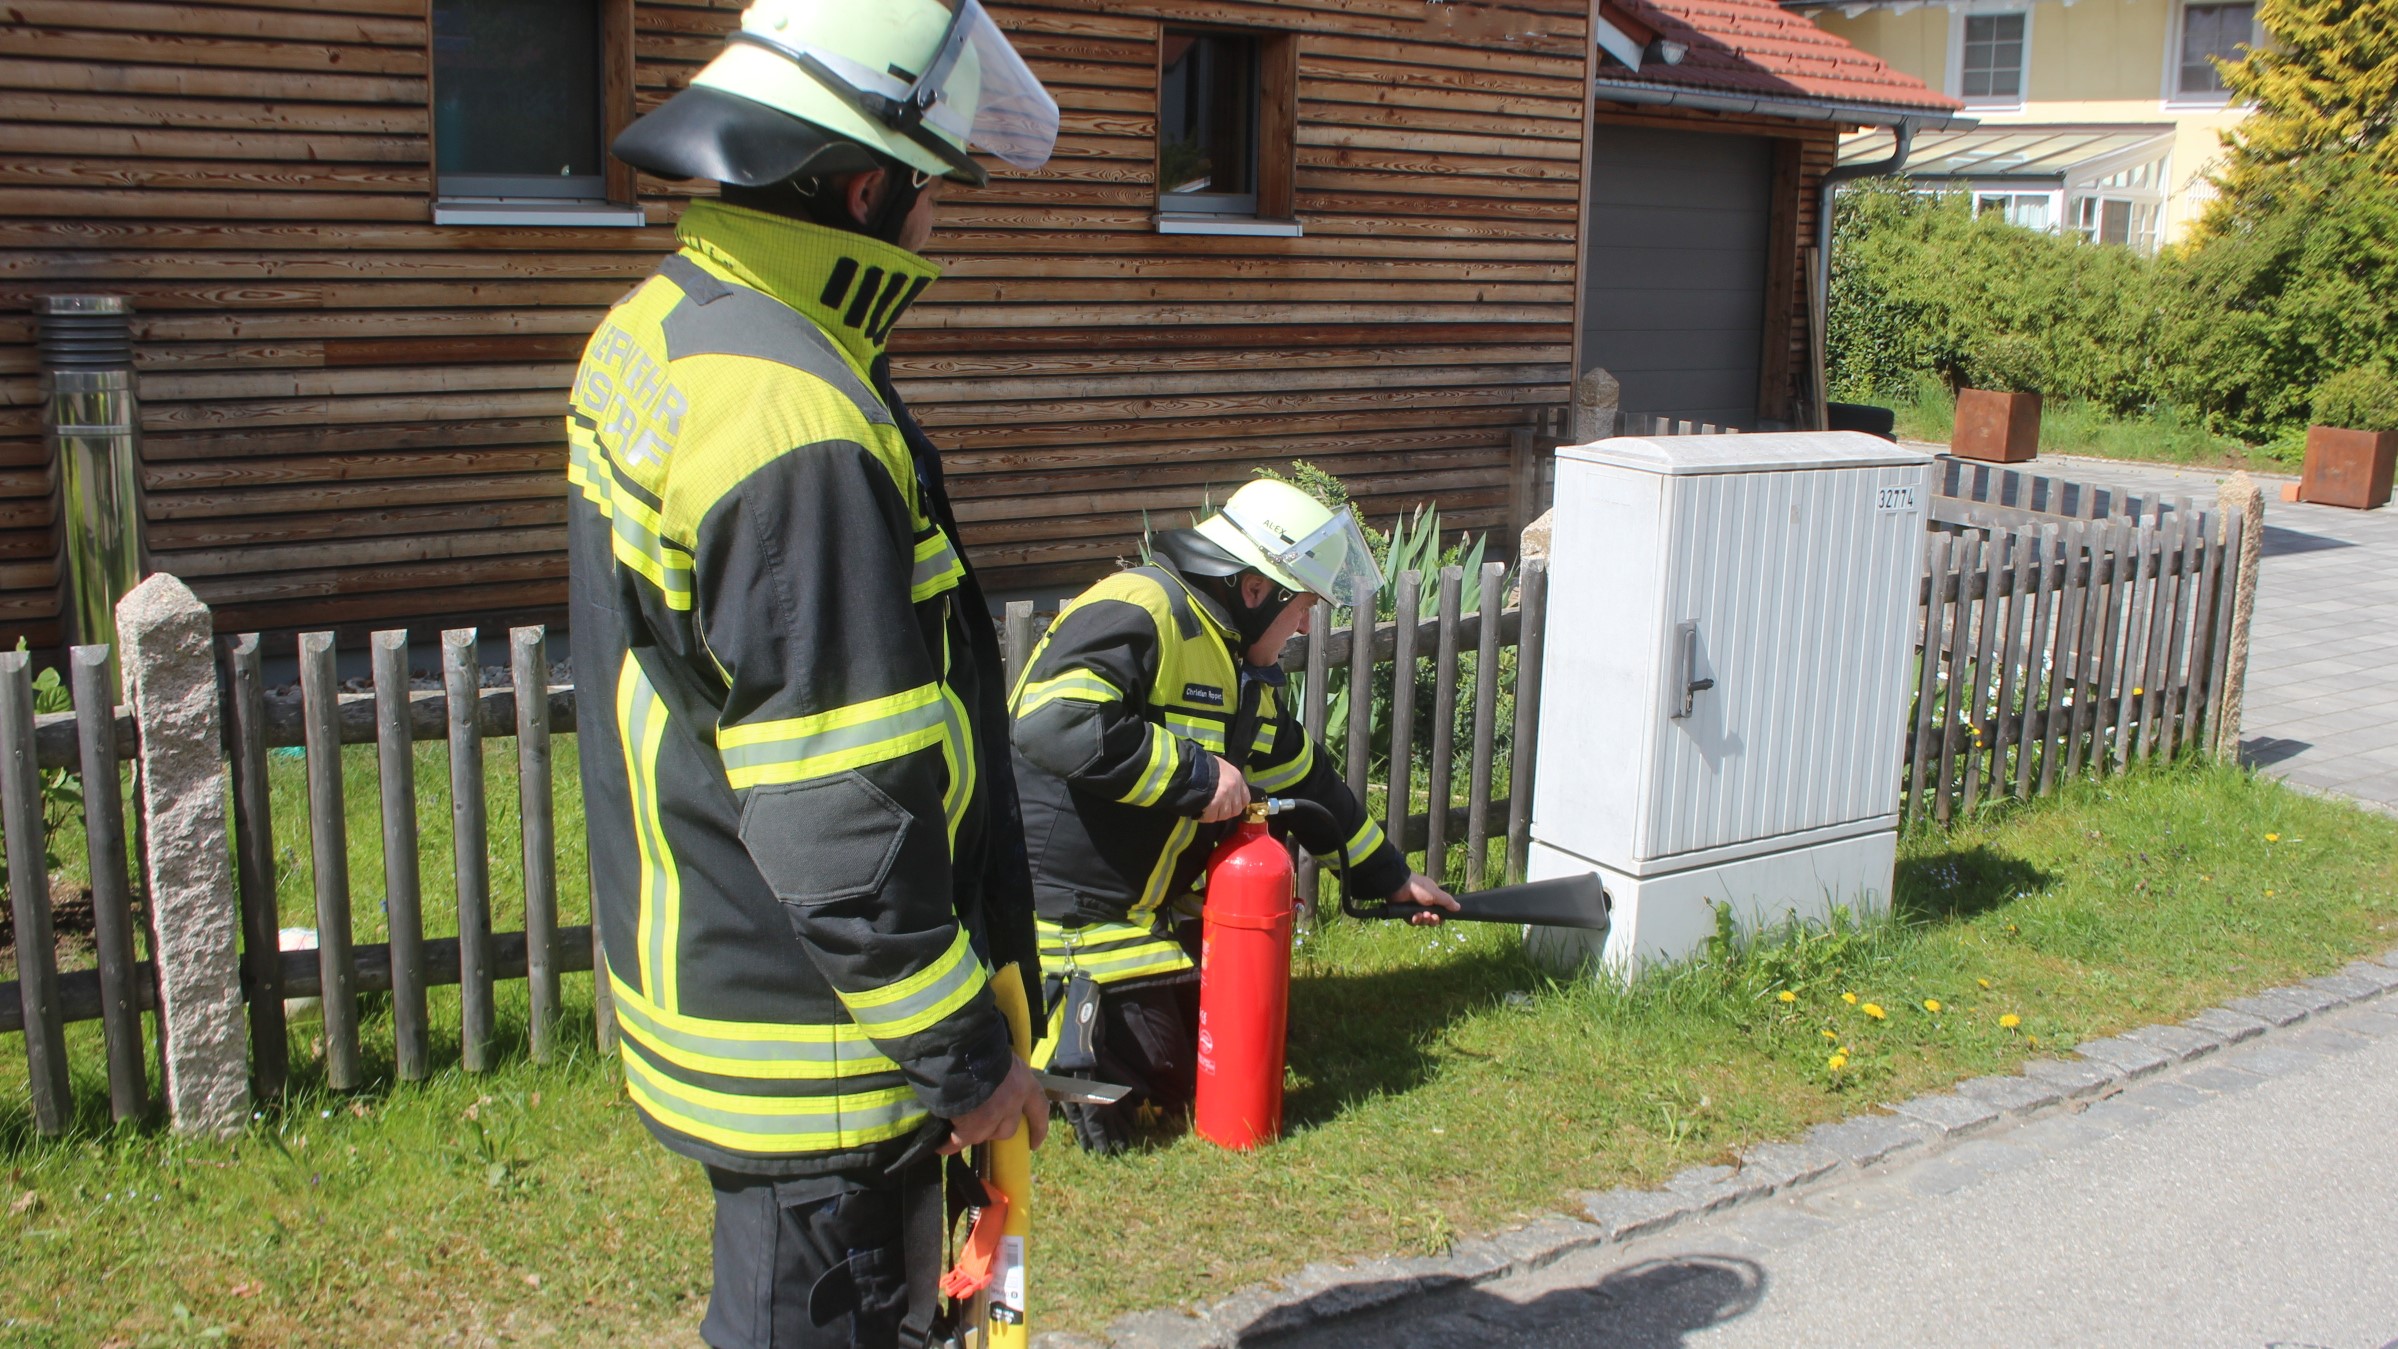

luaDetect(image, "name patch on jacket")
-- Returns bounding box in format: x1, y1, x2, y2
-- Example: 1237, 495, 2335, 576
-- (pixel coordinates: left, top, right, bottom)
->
1182, 683, 1225, 707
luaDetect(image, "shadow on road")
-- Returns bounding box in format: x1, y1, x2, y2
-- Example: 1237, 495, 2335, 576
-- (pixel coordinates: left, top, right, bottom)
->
1236, 1255, 1767, 1347
2260, 523, 2356, 559
2241, 735, 2314, 769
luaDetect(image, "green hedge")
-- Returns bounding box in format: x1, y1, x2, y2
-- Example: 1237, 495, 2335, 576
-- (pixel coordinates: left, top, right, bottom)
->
1828, 158, 2398, 443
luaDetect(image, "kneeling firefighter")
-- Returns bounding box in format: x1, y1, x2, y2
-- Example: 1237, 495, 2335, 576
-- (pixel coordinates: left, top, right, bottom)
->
569, 2, 1061, 1345
1008, 480, 1460, 1153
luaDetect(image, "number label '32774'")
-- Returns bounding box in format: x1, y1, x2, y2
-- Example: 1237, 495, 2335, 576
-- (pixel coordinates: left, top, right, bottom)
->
1875, 484, 1920, 514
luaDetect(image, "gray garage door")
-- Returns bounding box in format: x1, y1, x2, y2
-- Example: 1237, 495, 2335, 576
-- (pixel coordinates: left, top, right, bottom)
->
1579, 125, 1773, 431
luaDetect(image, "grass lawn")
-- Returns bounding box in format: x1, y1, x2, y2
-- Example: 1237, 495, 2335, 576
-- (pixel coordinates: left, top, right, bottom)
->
1872, 377, 2298, 474
4, 760, 2396, 1344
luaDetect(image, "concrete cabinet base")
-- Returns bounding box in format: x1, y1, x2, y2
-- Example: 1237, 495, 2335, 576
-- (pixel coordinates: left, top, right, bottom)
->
1524, 829, 1897, 980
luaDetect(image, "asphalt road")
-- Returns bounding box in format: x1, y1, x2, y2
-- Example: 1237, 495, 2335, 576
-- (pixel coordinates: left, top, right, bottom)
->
1277, 1001, 2398, 1349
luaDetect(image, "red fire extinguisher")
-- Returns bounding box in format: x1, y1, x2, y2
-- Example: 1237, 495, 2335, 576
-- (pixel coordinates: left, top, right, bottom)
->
1194, 801, 1295, 1150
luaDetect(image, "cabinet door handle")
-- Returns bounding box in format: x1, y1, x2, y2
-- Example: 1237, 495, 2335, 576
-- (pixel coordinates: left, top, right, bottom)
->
1673, 620, 1714, 719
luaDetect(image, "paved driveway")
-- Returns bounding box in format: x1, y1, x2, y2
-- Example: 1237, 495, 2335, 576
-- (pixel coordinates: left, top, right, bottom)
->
1274, 998, 2398, 1349
1950, 453, 2398, 816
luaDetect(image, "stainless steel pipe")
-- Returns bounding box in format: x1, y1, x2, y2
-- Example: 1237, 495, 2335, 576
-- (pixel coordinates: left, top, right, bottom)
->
37, 295, 146, 653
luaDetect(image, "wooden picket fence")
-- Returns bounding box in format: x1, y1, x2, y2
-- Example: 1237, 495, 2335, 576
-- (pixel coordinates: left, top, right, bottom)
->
0, 626, 602, 1133
1905, 462, 2252, 824
0, 571, 1549, 1134
0, 452, 2257, 1134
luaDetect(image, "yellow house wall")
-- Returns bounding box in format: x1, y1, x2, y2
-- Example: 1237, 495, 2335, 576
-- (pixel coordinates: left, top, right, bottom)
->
1814, 0, 2252, 244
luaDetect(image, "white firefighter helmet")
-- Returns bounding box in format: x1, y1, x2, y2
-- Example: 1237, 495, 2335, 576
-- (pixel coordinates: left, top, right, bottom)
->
1194, 480, 1382, 603
612, 0, 1058, 188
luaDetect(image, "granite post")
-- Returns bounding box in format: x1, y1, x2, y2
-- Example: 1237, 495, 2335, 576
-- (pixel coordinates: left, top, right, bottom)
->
117, 574, 248, 1136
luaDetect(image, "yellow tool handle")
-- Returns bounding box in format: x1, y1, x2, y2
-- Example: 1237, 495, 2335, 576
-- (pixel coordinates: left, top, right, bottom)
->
976, 963, 1035, 1348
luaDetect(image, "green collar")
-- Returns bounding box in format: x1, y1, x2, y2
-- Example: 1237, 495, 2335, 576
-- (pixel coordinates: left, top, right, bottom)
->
673, 199, 941, 375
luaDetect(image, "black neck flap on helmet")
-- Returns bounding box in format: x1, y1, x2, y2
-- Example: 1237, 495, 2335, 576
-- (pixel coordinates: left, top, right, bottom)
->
1153, 529, 1294, 652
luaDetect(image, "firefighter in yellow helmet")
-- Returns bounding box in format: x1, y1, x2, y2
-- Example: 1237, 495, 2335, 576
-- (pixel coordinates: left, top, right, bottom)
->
1008, 480, 1459, 1153
567, 3, 1058, 1343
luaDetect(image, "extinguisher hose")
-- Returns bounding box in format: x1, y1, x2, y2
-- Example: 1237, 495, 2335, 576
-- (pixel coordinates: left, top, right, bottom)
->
1255, 796, 1380, 921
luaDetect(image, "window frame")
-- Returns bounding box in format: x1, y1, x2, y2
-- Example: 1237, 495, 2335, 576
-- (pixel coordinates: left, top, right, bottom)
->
1153, 23, 1299, 238
1946, 8, 2032, 110
2165, 0, 2259, 107
428, 0, 643, 228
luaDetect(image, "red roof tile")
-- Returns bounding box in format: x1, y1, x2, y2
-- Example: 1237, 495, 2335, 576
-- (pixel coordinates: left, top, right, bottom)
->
1599, 0, 1962, 115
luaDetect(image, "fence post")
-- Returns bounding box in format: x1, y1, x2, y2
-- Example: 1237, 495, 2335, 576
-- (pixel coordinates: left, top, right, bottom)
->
299, 631, 362, 1090
370, 630, 429, 1081
71, 645, 146, 1122
514, 626, 560, 1064
446, 628, 496, 1073
118, 574, 248, 1137
0, 650, 70, 1134
223, 633, 287, 1100
2212, 474, 2263, 759
1505, 561, 1548, 884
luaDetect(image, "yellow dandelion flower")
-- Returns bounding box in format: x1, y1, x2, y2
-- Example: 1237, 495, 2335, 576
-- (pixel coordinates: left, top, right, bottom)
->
2265, 889, 2276, 897
1977, 978, 1992, 990
1862, 1003, 1887, 1020
2000, 1014, 2022, 1029
2028, 1034, 2041, 1048
1841, 992, 1859, 1005
2132, 687, 2143, 697
1821, 1029, 1838, 1040
2265, 833, 2280, 843
1777, 990, 1797, 1003
1924, 999, 1942, 1013
1828, 1053, 1847, 1071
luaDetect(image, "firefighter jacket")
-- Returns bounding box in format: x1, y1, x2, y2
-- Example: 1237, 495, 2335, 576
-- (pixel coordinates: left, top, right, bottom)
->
1008, 542, 1409, 995
565, 199, 1039, 1178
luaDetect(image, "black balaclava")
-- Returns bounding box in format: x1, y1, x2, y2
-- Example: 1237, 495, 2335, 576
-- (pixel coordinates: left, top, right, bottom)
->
720, 148, 930, 247
1151, 529, 1294, 654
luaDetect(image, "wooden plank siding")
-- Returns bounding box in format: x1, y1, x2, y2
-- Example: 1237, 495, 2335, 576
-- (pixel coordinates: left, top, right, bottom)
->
0, 1, 1849, 646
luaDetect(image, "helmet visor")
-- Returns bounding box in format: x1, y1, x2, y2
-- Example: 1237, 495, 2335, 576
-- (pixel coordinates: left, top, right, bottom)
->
1224, 500, 1382, 605
932, 0, 1060, 170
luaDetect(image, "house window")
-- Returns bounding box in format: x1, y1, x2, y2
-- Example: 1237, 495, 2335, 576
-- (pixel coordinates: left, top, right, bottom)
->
2076, 197, 2158, 251
1960, 14, 2028, 103
1156, 27, 1298, 236
1975, 192, 2056, 232
2177, 2, 2254, 98
431, 0, 641, 226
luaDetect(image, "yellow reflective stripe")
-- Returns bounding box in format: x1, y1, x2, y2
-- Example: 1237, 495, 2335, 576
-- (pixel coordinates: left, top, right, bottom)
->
621, 1047, 924, 1154
573, 429, 694, 610
618, 655, 680, 1011
1123, 724, 1182, 807
718, 683, 947, 789
836, 928, 987, 1040
1340, 817, 1387, 867
1030, 999, 1068, 1071
1012, 669, 1121, 718
1163, 712, 1229, 753
1250, 739, 1312, 793
937, 675, 973, 848
1035, 919, 1194, 986
567, 426, 610, 515
1129, 816, 1199, 922
610, 975, 899, 1080
910, 529, 964, 603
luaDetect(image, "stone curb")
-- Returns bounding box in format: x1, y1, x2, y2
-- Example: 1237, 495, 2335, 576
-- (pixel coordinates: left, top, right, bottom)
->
1069, 948, 2398, 1348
